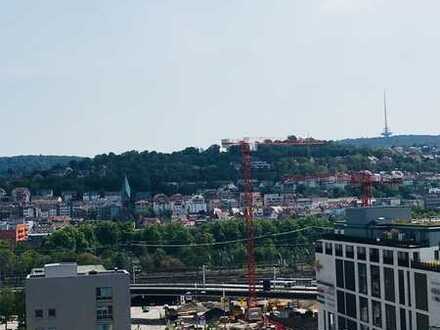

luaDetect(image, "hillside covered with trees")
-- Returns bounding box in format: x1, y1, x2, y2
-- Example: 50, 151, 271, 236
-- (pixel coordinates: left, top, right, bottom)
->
2, 142, 440, 196
339, 134, 440, 148
0, 155, 82, 176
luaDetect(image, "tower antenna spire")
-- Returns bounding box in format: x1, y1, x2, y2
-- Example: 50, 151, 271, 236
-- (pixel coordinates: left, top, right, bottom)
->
381, 89, 392, 138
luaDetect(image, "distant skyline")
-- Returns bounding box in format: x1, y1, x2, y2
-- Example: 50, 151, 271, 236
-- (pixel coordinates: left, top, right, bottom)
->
2, 1, 440, 157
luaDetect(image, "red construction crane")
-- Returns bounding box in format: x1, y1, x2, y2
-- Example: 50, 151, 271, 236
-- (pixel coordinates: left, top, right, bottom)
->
351, 170, 403, 207
226, 136, 329, 309
240, 141, 257, 308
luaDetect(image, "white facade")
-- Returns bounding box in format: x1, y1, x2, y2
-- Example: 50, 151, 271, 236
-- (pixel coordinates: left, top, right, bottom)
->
316, 238, 440, 330
186, 195, 207, 214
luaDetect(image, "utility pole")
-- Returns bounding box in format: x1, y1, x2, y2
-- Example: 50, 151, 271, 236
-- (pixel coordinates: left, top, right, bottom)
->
202, 265, 206, 288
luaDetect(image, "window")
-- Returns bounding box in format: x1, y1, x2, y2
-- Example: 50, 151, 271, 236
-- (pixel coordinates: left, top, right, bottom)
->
344, 260, 355, 291
371, 265, 381, 298
347, 319, 357, 330
335, 244, 343, 257
370, 248, 379, 262
328, 312, 335, 330
398, 251, 409, 267
413, 252, 420, 262
360, 325, 369, 330
398, 270, 405, 305
337, 290, 345, 314
338, 316, 346, 330
357, 246, 366, 260
359, 296, 369, 323
435, 250, 439, 261
358, 263, 368, 294
35, 309, 43, 318
383, 250, 394, 265
407, 271, 411, 307
400, 308, 407, 330
325, 243, 333, 255
385, 304, 396, 330
414, 273, 428, 311
315, 241, 323, 253
48, 308, 56, 318
384, 267, 395, 302
97, 305, 113, 320
416, 313, 429, 330
372, 300, 382, 328
345, 292, 356, 318
97, 325, 113, 330
336, 259, 344, 288
346, 245, 354, 258
96, 287, 113, 300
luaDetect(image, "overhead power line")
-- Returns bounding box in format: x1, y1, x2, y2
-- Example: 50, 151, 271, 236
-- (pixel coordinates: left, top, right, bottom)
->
128, 225, 331, 248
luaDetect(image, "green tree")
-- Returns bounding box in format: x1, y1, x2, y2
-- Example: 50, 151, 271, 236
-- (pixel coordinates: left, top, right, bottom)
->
0, 288, 16, 330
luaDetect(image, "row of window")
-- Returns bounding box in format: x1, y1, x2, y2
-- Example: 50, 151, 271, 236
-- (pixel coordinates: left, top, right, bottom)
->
34, 308, 56, 319
336, 292, 429, 330
335, 259, 428, 311
317, 241, 412, 266
97, 305, 113, 321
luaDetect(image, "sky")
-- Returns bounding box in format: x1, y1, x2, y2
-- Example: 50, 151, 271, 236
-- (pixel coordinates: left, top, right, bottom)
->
1, 0, 440, 156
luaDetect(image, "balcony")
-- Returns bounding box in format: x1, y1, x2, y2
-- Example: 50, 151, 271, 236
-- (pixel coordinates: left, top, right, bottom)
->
411, 260, 440, 273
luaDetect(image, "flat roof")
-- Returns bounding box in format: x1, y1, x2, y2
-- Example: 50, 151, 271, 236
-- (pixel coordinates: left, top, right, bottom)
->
28, 263, 128, 279
320, 233, 428, 249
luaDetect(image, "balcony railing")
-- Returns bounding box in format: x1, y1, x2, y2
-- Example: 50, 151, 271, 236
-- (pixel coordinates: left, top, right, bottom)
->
411, 261, 440, 273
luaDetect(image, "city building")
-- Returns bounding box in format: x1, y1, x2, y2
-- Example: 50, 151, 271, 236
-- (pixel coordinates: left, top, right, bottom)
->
11, 187, 31, 204
186, 195, 207, 214
152, 194, 171, 215
0, 222, 28, 247
424, 193, 440, 210
316, 206, 440, 330
26, 263, 130, 330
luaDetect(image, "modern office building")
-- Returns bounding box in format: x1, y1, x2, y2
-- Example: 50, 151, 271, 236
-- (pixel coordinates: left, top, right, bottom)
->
316, 206, 440, 330
26, 263, 130, 330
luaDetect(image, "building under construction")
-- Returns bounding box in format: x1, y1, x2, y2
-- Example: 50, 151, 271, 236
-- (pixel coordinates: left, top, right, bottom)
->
221, 135, 328, 151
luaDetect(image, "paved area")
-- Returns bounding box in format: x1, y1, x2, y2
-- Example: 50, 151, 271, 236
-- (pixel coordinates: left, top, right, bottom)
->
131, 306, 167, 330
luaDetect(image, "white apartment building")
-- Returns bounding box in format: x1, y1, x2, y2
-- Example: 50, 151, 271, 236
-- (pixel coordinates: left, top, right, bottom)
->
316, 206, 440, 330
186, 195, 207, 214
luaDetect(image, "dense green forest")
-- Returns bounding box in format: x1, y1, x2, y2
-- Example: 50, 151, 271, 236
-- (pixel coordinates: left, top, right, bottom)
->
2, 142, 440, 195
0, 155, 82, 175
340, 134, 440, 148
0, 217, 331, 284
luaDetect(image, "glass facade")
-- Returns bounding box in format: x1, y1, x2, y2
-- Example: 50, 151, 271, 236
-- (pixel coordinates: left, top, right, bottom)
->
358, 263, 368, 295
359, 296, 369, 323
384, 267, 395, 302
371, 265, 381, 298
372, 300, 382, 328
344, 261, 355, 291
414, 272, 428, 311
385, 304, 396, 330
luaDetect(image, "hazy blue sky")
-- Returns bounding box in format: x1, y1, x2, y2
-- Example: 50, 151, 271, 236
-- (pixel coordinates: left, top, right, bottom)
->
2, 0, 440, 156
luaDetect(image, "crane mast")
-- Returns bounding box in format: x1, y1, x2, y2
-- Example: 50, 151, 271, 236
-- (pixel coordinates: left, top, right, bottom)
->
240, 141, 257, 308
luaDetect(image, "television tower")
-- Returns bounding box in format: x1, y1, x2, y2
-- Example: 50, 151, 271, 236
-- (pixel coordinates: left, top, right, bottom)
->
381, 90, 393, 138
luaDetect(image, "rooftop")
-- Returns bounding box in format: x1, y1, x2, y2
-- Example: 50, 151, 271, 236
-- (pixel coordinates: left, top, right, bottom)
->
28, 263, 128, 279
321, 233, 428, 249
